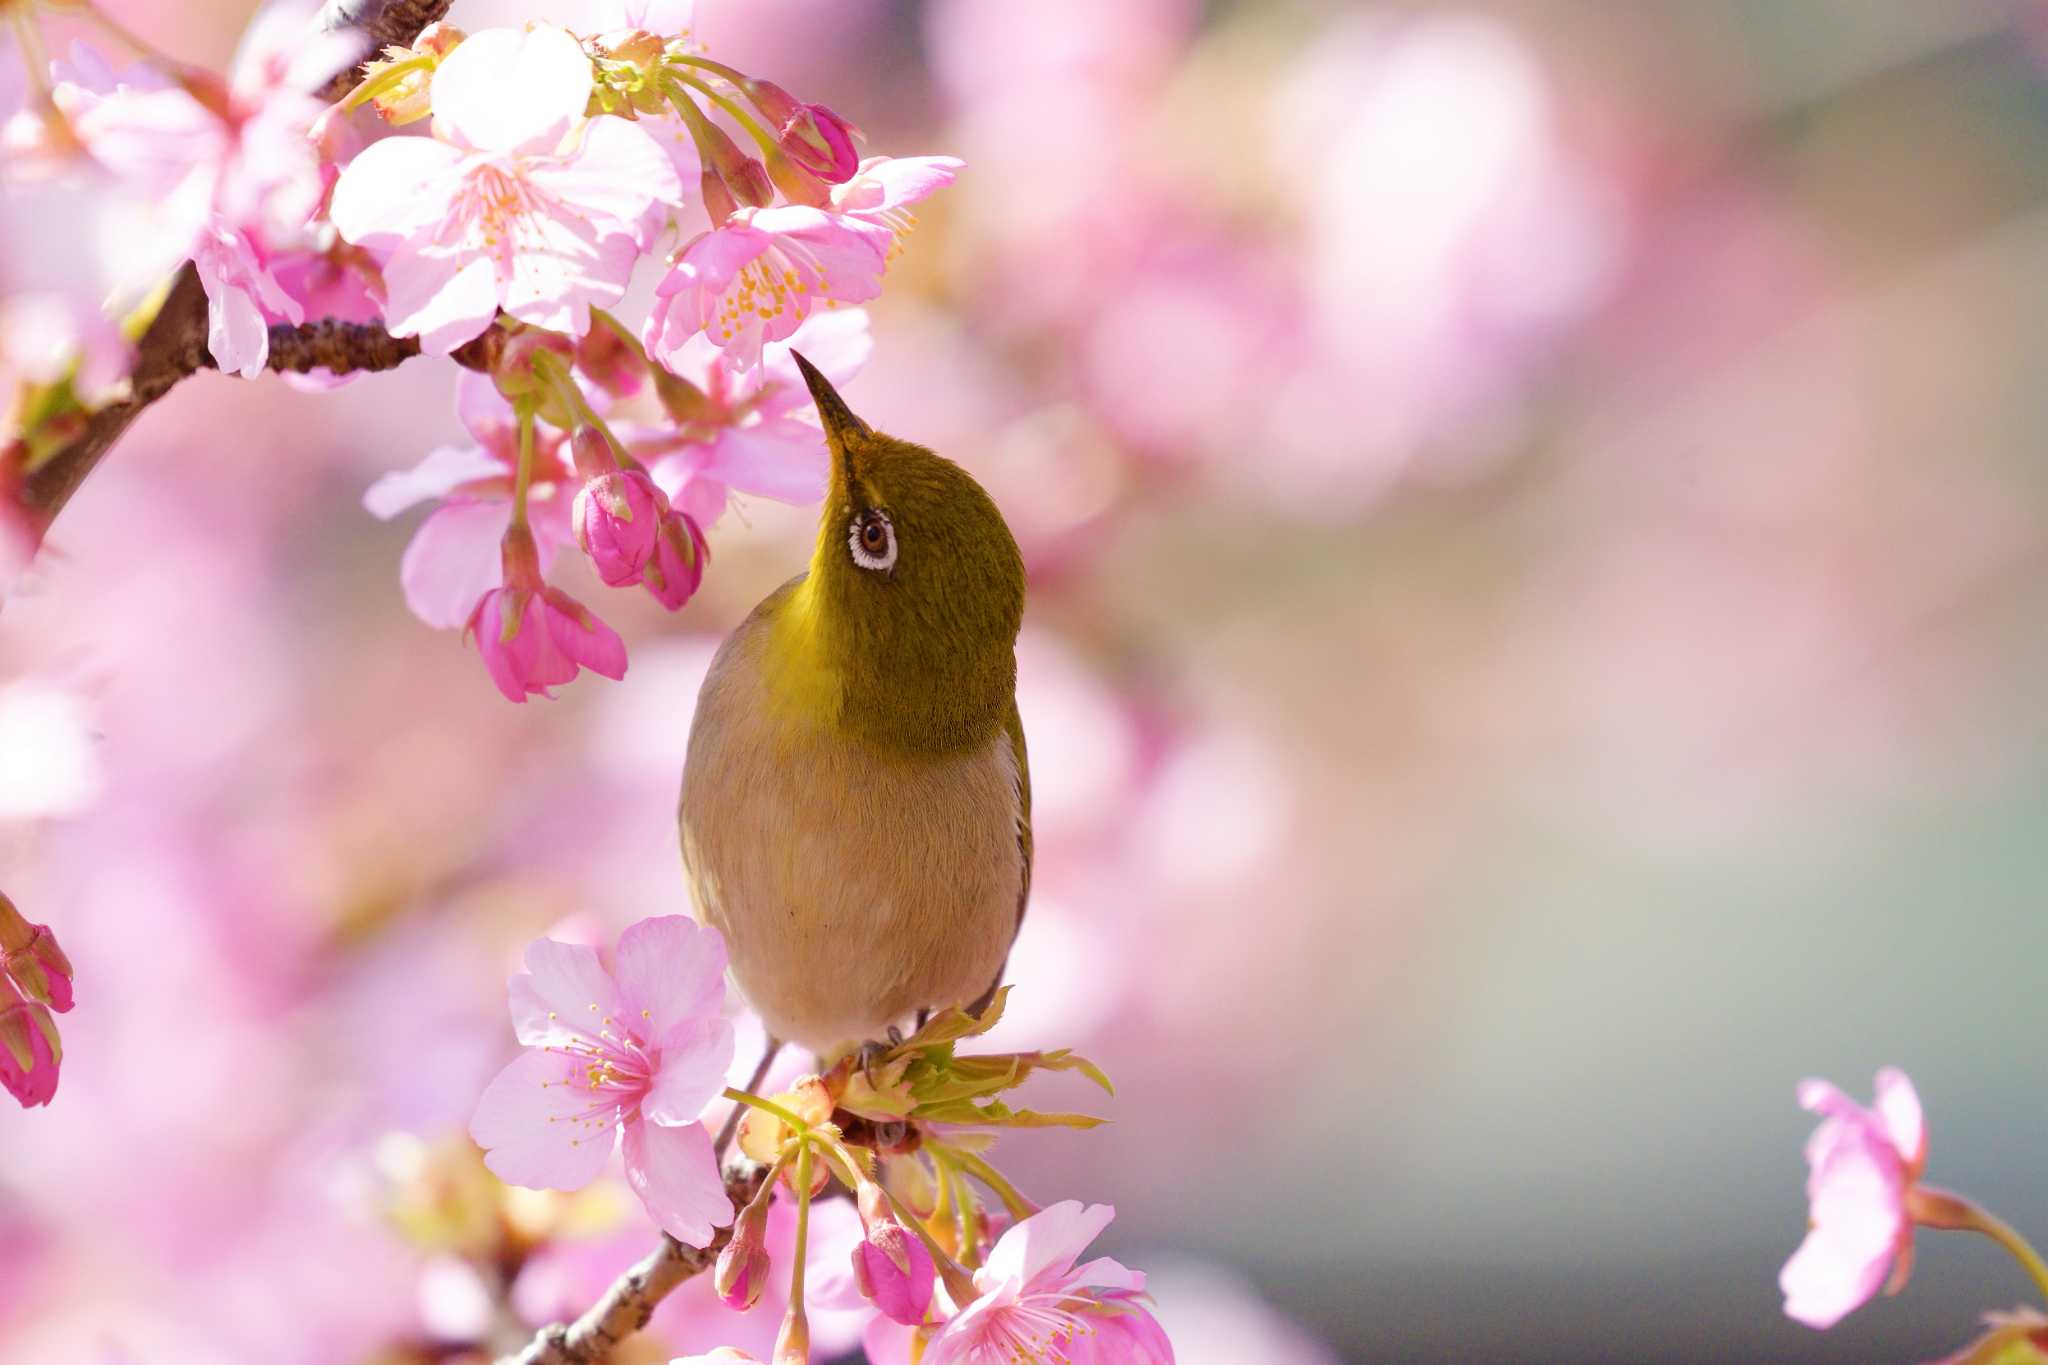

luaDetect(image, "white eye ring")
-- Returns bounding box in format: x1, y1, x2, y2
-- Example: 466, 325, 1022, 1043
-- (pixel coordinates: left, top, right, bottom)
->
848, 509, 897, 573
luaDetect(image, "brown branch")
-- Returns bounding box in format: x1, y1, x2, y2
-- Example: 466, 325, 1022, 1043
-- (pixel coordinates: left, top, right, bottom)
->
501, 1168, 765, 1365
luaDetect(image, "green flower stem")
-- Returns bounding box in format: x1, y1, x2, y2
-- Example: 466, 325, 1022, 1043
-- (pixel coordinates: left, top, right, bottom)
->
509, 400, 536, 530
939, 1144, 1038, 1223
666, 69, 781, 161
788, 1138, 814, 1310
1911, 1186, 2048, 1306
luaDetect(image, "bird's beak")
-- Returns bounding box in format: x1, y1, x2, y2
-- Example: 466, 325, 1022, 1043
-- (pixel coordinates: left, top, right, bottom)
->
791, 351, 870, 487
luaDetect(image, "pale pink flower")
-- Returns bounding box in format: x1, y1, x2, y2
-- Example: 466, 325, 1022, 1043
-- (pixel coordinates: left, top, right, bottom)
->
364, 371, 574, 629
329, 24, 683, 353
0, 978, 61, 1108
1780, 1068, 1926, 1330
916, 1202, 1172, 1365
471, 917, 736, 1245
0, 290, 132, 431
644, 206, 890, 373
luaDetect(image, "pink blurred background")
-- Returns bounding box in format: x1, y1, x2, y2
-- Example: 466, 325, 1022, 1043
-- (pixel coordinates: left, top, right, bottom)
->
5, 1, 2048, 1360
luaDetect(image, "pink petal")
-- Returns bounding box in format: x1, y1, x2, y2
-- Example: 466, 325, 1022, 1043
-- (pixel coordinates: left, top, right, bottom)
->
500, 220, 641, 338
470, 1050, 619, 1191
704, 421, 828, 504
1873, 1068, 1925, 1171
1795, 1079, 1870, 1128
833, 155, 965, 216
759, 307, 872, 416
1782, 1127, 1907, 1329
1072, 1300, 1174, 1364
611, 915, 729, 1039
641, 1016, 734, 1127
512, 937, 624, 1045
542, 591, 628, 680
329, 135, 466, 247
982, 1201, 1115, 1293
364, 444, 507, 520
524, 114, 684, 233
201, 268, 270, 379
620, 1117, 730, 1247
457, 368, 519, 448
383, 249, 502, 354
430, 25, 592, 156
400, 499, 508, 630
861, 1316, 917, 1365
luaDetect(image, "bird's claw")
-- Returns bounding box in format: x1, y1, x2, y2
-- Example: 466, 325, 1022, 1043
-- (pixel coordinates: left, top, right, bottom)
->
855, 1026, 906, 1091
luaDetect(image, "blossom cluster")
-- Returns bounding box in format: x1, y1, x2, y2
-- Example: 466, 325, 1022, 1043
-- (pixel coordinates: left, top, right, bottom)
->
471, 917, 1173, 1363
1, 0, 958, 700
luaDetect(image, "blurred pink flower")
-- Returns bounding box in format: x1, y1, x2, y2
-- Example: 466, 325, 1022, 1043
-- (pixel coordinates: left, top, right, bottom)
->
0, 977, 61, 1108
365, 371, 574, 629
329, 24, 682, 352
907, 1202, 1170, 1365
463, 525, 627, 702
574, 466, 667, 588
644, 206, 889, 372
0, 289, 132, 429
639, 307, 872, 521
1780, 1068, 1926, 1329
470, 917, 735, 1246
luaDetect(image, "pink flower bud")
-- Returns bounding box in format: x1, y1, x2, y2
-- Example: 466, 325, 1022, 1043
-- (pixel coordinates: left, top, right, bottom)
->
491, 330, 577, 412
714, 1217, 770, 1311
0, 980, 61, 1108
574, 469, 665, 587
851, 1220, 935, 1326
0, 895, 69, 1013
575, 326, 644, 400
466, 530, 629, 702
641, 509, 708, 611
778, 106, 861, 184
700, 167, 740, 226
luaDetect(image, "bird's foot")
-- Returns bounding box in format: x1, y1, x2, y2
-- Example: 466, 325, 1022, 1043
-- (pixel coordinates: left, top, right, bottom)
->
854, 1025, 906, 1090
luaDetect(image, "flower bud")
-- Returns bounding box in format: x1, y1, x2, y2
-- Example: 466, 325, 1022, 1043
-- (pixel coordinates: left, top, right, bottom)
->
0, 979, 61, 1108
715, 1227, 770, 1310
851, 1217, 935, 1325
700, 167, 739, 226
363, 23, 465, 124
641, 509, 709, 611
574, 468, 665, 587
0, 895, 70, 1013
491, 329, 577, 424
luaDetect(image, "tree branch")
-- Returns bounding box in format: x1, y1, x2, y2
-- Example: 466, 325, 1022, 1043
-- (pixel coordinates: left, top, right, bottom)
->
500, 1169, 765, 1365
316, 0, 455, 98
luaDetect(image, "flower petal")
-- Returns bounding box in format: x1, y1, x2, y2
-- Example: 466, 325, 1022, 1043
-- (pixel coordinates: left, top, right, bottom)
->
429, 24, 592, 156
981, 1201, 1115, 1293
524, 114, 684, 232
364, 444, 507, 520
470, 1050, 619, 1191
1873, 1068, 1925, 1172
620, 1117, 730, 1247
642, 1016, 735, 1126
382, 248, 502, 354
329, 135, 465, 247
400, 498, 508, 630
542, 590, 629, 680
612, 915, 730, 1037
511, 937, 625, 1046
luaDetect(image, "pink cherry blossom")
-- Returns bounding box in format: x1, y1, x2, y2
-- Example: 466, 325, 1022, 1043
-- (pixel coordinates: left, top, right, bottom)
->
1780, 1068, 1926, 1330
644, 206, 890, 373
0, 290, 132, 431
329, 24, 683, 353
365, 371, 574, 629
470, 917, 736, 1246
0, 978, 61, 1108
916, 1202, 1172, 1365
192, 224, 302, 379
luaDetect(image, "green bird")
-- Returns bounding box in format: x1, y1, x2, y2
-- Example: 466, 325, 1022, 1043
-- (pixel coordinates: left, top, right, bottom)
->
678, 354, 1030, 1057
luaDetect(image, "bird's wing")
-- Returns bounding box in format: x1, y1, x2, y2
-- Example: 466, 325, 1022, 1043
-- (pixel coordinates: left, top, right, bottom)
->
1006, 699, 1032, 943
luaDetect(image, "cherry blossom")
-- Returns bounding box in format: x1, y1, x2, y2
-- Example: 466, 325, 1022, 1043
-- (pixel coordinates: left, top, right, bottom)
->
471, 917, 736, 1245
329, 24, 683, 353
644, 206, 890, 373
1780, 1068, 1926, 1329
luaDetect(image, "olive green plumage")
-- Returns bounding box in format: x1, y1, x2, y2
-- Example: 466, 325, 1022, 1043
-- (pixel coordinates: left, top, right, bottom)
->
677, 355, 1030, 1054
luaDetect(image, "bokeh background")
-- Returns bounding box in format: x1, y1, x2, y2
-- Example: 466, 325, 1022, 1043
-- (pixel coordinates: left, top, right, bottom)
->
5, 0, 2048, 1360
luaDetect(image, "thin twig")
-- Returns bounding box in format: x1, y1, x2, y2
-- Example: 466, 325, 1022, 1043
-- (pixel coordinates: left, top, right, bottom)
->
501, 1168, 764, 1365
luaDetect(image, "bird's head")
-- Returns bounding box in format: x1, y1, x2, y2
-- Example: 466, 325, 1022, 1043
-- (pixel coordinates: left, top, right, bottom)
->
786, 352, 1024, 753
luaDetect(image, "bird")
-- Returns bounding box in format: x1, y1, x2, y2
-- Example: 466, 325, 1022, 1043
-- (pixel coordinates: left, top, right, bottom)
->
678, 353, 1030, 1059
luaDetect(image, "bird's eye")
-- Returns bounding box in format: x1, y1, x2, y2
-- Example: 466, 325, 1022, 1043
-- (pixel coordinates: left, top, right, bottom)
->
848, 508, 896, 573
